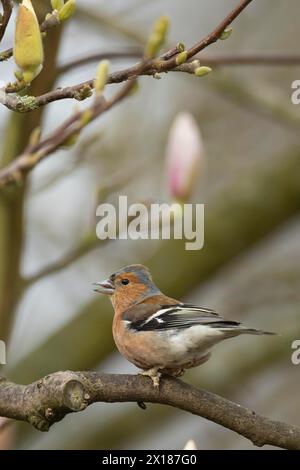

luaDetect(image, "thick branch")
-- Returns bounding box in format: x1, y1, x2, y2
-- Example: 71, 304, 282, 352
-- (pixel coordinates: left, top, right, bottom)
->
0, 372, 299, 449
0, 0, 13, 42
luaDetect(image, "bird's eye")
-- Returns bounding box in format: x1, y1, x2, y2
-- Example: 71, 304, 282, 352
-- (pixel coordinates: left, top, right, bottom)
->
121, 278, 129, 285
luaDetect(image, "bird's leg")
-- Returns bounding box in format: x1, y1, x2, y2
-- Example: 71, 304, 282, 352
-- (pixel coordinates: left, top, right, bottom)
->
139, 367, 161, 388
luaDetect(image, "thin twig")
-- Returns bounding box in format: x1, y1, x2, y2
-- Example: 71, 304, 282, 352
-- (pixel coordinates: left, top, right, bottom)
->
0, 372, 299, 449
158, 0, 255, 72
59, 51, 300, 76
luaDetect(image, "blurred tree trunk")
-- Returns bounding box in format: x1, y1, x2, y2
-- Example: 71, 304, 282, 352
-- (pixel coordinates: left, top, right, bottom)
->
0, 2, 63, 341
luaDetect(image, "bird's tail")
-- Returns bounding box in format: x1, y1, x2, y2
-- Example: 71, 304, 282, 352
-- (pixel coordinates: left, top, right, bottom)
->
239, 328, 277, 336
221, 326, 277, 338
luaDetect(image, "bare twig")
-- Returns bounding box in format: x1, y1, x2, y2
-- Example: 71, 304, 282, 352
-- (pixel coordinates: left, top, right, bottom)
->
0, 372, 299, 449
157, 0, 255, 71
0, 0, 13, 42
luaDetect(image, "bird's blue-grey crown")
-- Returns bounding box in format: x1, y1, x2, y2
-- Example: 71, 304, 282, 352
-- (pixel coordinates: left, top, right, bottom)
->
94, 264, 162, 298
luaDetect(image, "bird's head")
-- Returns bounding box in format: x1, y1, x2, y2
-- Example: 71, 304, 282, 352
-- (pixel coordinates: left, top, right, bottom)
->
94, 264, 161, 312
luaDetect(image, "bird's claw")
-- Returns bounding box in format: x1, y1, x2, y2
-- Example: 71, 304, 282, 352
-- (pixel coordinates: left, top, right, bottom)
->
140, 368, 161, 388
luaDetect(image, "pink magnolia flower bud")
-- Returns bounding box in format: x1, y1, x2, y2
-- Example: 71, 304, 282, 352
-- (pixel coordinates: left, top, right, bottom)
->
165, 112, 204, 202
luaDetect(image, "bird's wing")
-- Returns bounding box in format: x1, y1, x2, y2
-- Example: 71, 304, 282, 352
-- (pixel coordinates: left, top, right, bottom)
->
124, 303, 240, 332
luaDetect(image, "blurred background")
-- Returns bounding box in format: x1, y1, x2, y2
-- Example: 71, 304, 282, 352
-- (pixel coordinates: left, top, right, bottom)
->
0, 0, 300, 450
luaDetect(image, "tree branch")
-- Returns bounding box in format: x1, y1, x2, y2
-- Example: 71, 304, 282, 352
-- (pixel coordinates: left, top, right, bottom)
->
0, 0, 254, 185
58, 51, 300, 77
0, 372, 299, 449
0, 80, 136, 186
0, 0, 255, 111
0, 0, 13, 42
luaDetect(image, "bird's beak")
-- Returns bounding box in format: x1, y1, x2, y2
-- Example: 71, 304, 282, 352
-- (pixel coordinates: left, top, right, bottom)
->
93, 278, 115, 295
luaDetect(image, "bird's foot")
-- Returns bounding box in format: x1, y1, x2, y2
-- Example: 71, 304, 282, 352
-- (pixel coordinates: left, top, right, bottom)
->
172, 368, 185, 378
139, 368, 161, 388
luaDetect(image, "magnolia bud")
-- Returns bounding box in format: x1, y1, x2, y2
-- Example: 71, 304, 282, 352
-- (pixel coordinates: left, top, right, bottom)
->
14, 0, 44, 84
145, 15, 169, 58
165, 112, 204, 202
94, 60, 110, 95
58, 0, 76, 22
51, 0, 64, 11
175, 50, 188, 66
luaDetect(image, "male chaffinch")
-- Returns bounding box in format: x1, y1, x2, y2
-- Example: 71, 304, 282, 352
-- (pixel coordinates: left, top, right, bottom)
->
94, 264, 275, 387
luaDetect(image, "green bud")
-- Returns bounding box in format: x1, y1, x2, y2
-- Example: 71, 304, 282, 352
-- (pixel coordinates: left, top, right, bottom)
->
177, 42, 185, 52
176, 50, 188, 66
154, 15, 169, 36
80, 109, 93, 126
62, 132, 79, 148
73, 84, 93, 101
51, 0, 64, 11
29, 127, 41, 146
154, 73, 161, 80
194, 66, 212, 77
145, 15, 169, 58
94, 60, 110, 95
14, 0, 44, 84
220, 28, 232, 40
58, 0, 76, 22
